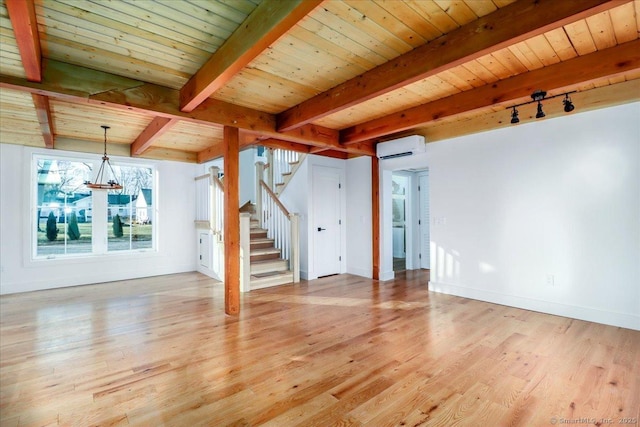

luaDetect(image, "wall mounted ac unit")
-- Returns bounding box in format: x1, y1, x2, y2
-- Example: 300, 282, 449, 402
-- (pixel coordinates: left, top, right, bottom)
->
376, 135, 426, 160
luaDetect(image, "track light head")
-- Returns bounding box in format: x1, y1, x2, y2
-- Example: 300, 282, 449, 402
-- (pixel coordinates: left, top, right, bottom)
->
535, 101, 545, 119
510, 107, 520, 124
563, 94, 575, 112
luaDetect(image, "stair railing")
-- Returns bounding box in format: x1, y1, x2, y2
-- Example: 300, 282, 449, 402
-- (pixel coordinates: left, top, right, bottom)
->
194, 166, 223, 237
260, 180, 300, 283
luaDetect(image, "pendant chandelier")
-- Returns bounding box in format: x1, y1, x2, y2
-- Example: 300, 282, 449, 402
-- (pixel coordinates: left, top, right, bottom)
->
84, 125, 122, 190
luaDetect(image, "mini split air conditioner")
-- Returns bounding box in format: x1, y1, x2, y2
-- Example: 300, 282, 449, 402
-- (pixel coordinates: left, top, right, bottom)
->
376, 135, 426, 160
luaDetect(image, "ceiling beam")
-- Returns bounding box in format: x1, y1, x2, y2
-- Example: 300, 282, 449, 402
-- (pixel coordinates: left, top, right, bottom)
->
197, 132, 260, 163
0, 60, 338, 148
180, 0, 322, 112
310, 140, 376, 157
277, 0, 627, 132
259, 138, 312, 154
6, 0, 41, 82
340, 40, 640, 144
131, 117, 179, 156
31, 94, 53, 148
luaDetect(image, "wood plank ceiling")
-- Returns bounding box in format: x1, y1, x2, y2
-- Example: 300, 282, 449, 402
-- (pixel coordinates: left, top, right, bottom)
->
0, 0, 638, 163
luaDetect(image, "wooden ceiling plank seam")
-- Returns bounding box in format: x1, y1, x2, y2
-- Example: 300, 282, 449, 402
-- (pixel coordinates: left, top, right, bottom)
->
360, 0, 434, 46
507, 41, 545, 71
297, 16, 389, 67
403, 0, 458, 35
277, 0, 625, 132
39, 10, 206, 71
563, 20, 599, 56
5, 0, 41, 82
131, 117, 180, 156
585, 10, 619, 50
433, 0, 480, 27
523, 34, 562, 67
607, 2, 638, 43
68, 0, 221, 52
543, 28, 579, 62
463, 0, 500, 17
326, 1, 417, 53
340, 39, 640, 144
45, 0, 216, 55
30, 93, 54, 148
312, 5, 405, 62
180, 0, 323, 112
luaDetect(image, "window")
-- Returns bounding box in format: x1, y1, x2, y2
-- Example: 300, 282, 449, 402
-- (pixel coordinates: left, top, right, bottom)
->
34, 155, 155, 259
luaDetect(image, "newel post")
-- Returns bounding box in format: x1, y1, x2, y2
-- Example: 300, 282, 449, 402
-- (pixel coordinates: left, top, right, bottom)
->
209, 166, 219, 232
290, 213, 300, 283
266, 148, 274, 191
255, 161, 265, 227
239, 212, 251, 293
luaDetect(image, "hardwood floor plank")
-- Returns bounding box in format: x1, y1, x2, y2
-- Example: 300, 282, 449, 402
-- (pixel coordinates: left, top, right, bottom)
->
1, 270, 639, 426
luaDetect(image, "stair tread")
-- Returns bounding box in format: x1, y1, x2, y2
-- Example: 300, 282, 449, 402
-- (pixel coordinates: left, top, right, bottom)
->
251, 258, 287, 265
251, 270, 291, 279
251, 247, 280, 254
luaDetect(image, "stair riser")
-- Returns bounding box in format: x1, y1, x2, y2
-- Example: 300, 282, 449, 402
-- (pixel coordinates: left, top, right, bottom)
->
251, 253, 280, 262
251, 261, 288, 274
251, 273, 294, 289
250, 231, 268, 239
251, 241, 274, 249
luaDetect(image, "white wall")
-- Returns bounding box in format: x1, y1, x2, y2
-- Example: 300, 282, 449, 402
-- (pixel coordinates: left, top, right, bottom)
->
0, 143, 198, 294
428, 102, 640, 330
346, 156, 372, 278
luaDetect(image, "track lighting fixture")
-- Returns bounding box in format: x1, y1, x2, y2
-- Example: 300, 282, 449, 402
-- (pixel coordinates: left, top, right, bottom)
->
506, 90, 576, 124
563, 94, 575, 112
510, 107, 520, 124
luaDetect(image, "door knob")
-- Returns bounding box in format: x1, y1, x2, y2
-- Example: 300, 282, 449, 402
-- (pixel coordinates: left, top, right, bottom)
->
317, 227, 326, 232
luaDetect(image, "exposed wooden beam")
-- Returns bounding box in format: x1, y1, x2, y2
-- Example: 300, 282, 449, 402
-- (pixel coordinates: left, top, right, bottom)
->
313, 150, 348, 160
224, 126, 241, 315
6, 0, 41, 82
197, 131, 260, 163
131, 117, 179, 156
341, 40, 640, 143
277, 0, 626, 131
417, 78, 640, 144
0, 60, 338, 148
371, 156, 380, 280
310, 140, 376, 157
259, 138, 311, 154
180, 0, 322, 112
31, 94, 53, 148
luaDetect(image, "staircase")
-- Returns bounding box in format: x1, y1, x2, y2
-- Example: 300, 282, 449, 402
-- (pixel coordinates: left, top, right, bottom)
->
241, 203, 294, 289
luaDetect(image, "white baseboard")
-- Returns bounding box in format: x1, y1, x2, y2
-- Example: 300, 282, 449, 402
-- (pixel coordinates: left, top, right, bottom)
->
346, 266, 372, 278
379, 270, 395, 282
429, 281, 640, 331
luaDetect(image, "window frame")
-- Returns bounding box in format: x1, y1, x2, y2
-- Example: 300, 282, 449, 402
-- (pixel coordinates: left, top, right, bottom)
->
31, 151, 158, 261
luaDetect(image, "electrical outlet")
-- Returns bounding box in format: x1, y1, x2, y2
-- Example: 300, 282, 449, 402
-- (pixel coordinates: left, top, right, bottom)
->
546, 274, 555, 286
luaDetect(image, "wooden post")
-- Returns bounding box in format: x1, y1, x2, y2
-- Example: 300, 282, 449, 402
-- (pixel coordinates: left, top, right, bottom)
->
255, 161, 265, 227
224, 126, 240, 315
372, 156, 380, 280
239, 212, 251, 293
290, 213, 300, 283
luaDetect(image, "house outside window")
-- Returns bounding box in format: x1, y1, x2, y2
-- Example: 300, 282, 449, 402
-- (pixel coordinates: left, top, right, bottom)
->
34, 154, 155, 259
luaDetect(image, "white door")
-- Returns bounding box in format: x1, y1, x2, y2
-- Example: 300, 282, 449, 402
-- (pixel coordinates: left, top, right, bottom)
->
418, 174, 430, 269
313, 167, 341, 277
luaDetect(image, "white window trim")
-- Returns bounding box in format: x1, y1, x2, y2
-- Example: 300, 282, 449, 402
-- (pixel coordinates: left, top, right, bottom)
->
28, 149, 158, 263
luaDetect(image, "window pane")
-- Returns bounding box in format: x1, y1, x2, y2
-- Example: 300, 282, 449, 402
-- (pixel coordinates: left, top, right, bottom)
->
36, 159, 93, 257
107, 165, 153, 252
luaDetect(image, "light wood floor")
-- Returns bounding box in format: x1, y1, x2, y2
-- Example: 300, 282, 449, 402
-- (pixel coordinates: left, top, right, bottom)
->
1, 271, 639, 426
